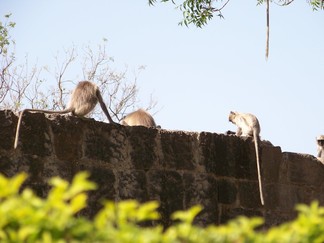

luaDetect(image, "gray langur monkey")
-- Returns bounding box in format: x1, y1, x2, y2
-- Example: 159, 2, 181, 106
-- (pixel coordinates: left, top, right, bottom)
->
121, 109, 158, 128
14, 81, 115, 149
228, 111, 264, 205
316, 135, 324, 163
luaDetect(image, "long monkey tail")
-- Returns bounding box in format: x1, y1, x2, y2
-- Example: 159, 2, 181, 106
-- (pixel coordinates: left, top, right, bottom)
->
253, 129, 264, 205
14, 108, 70, 149
95, 89, 115, 124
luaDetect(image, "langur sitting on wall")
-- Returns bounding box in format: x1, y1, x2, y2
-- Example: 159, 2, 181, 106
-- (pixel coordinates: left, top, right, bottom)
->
121, 109, 159, 128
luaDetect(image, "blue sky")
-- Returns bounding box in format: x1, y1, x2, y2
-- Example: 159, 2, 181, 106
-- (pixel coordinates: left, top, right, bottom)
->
1, 0, 324, 155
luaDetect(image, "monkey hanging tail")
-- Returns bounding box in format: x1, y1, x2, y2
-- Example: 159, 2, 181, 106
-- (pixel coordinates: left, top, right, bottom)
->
253, 129, 264, 205
14, 108, 71, 149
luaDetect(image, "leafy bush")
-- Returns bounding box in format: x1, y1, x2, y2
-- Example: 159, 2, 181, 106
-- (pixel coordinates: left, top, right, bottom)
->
0, 172, 324, 242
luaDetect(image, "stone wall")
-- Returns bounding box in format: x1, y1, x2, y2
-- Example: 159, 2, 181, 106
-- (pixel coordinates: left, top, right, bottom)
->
0, 110, 323, 227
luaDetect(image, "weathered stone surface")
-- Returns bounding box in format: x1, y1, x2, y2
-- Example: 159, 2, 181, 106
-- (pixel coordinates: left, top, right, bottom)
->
17, 112, 51, 156
126, 126, 158, 170
199, 133, 257, 179
262, 146, 282, 184
118, 170, 148, 202
264, 211, 296, 228
217, 178, 237, 205
51, 115, 84, 161
219, 205, 263, 224
284, 152, 324, 186
0, 110, 17, 150
183, 172, 218, 225
1, 110, 324, 228
199, 132, 232, 176
82, 167, 116, 217
266, 183, 316, 212
147, 170, 184, 227
160, 131, 198, 170
0, 154, 17, 177
84, 121, 123, 163
238, 180, 263, 208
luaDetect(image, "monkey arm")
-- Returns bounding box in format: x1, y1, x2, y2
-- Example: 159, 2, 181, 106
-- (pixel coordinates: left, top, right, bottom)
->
236, 127, 242, 136
317, 147, 322, 158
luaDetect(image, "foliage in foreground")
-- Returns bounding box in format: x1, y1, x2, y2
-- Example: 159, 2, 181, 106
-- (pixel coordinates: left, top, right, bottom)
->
1, 172, 324, 242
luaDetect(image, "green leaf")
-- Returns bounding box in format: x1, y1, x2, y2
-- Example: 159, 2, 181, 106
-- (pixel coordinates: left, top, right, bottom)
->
172, 205, 202, 224
136, 201, 160, 221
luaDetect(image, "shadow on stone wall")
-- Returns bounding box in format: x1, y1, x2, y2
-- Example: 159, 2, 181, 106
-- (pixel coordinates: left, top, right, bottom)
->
0, 110, 323, 228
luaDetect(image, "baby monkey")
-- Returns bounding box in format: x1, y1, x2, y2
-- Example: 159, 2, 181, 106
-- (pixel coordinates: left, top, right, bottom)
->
316, 135, 324, 163
121, 109, 157, 128
14, 81, 115, 149
228, 111, 264, 205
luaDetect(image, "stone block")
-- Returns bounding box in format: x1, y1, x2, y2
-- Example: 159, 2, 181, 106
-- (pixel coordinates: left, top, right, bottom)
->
0, 110, 16, 150
117, 170, 148, 202
199, 132, 230, 175
271, 184, 315, 212
84, 122, 124, 164
16, 112, 51, 156
183, 172, 218, 225
21, 155, 44, 182
0, 155, 16, 177
126, 126, 158, 170
316, 184, 324, 204
200, 133, 256, 179
81, 167, 116, 217
160, 130, 197, 170
264, 211, 296, 228
278, 154, 289, 184
219, 205, 263, 225
217, 179, 238, 205
261, 146, 282, 184
284, 152, 324, 187
238, 180, 263, 208
147, 170, 184, 227
51, 116, 84, 161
